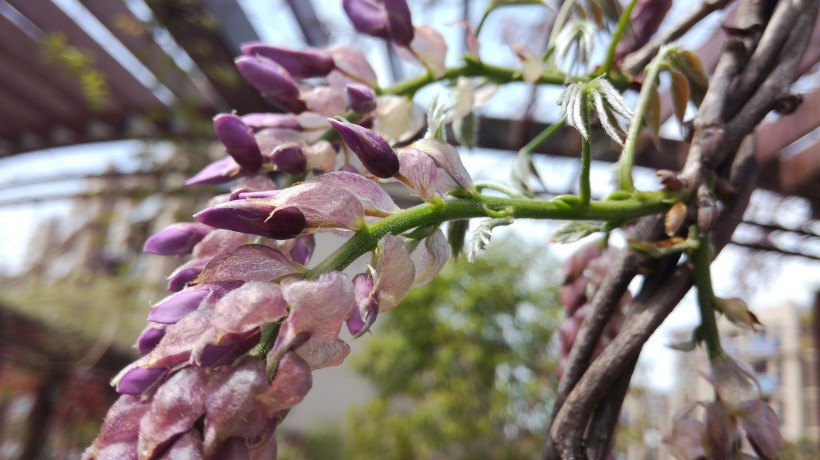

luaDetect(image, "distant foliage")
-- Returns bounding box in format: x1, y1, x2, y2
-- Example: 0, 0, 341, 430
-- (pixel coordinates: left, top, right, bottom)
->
347, 238, 562, 459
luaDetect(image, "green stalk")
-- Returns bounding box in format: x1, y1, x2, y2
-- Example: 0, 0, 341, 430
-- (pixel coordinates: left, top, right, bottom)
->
618, 44, 675, 191
690, 226, 724, 360
600, 0, 639, 76
579, 97, 591, 207
378, 60, 567, 97
519, 119, 567, 156
306, 191, 679, 278
474, 181, 527, 198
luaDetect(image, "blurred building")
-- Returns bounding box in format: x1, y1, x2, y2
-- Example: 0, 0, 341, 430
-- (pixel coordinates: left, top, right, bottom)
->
671, 301, 820, 443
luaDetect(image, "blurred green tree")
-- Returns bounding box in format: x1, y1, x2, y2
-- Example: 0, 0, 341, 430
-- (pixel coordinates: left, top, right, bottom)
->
346, 236, 563, 460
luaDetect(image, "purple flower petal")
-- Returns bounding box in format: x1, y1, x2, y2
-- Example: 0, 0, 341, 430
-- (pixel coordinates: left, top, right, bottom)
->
739, 400, 785, 459
185, 157, 241, 186
137, 326, 166, 355
143, 223, 211, 256
328, 117, 399, 178
196, 328, 260, 367
114, 366, 167, 395
241, 43, 335, 78
147, 289, 210, 325
347, 272, 379, 337
213, 113, 263, 173
289, 234, 315, 265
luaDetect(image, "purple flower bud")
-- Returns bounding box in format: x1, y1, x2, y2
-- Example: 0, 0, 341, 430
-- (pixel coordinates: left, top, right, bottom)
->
343, 0, 389, 39
167, 266, 202, 292
213, 114, 263, 173
346, 83, 377, 113
137, 326, 166, 354
383, 0, 414, 46
241, 113, 301, 131
194, 203, 307, 239
143, 223, 211, 256
185, 157, 241, 186
270, 143, 307, 174
115, 366, 166, 395
241, 42, 335, 78
147, 289, 209, 325
235, 56, 306, 113
328, 117, 399, 178
343, 0, 414, 46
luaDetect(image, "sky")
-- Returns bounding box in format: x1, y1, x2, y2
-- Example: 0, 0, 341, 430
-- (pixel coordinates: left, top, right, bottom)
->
1, 0, 818, 392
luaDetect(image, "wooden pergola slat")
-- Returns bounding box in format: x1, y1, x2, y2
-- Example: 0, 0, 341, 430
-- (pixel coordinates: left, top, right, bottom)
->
78, 0, 214, 107
144, 0, 269, 114
7, 0, 166, 113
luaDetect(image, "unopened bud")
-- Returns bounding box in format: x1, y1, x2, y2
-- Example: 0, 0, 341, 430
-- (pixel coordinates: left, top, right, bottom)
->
328, 117, 400, 178
143, 223, 211, 256
235, 56, 306, 113
241, 43, 335, 78
346, 83, 377, 113
213, 114, 263, 172
270, 143, 307, 174
194, 203, 306, 239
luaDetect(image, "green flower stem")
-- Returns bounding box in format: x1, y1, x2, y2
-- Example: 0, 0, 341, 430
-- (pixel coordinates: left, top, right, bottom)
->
306, 191, 679, 279
690, 226, 724, 360
474, 181, 527, 198
250, 322, 280, 359
519, 118, 567, 156
600, 0, 639, 76
618, 44, 674, 191
580, 106, 592, 207
378, 59, 568, 97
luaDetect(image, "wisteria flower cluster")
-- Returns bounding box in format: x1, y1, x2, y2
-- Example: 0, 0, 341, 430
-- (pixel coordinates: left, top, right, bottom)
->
81, 0, 802, 458
84, 2, 464, 458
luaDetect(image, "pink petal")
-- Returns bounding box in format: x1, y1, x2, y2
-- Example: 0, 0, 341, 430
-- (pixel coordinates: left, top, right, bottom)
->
411, 138, 474, 192
410, 229, 450, 289
310, 171, 398, 213
373, 235, 415, 311
195, 244, 303, 285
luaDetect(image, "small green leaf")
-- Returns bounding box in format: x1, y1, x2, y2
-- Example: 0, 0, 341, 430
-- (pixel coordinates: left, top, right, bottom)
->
643, 83, 661, 148
447, 219, 470, 259
551, 222, 604, 243
673, 50, 708, 106
670, 70, 689, 124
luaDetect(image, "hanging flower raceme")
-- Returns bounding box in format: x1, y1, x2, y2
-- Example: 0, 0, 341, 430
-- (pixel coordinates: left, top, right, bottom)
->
88, 19, 466, 458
